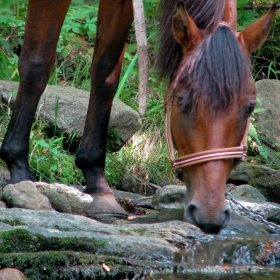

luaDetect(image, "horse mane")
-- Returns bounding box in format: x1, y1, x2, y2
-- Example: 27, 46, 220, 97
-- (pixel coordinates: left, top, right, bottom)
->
172, 26, 251, 115
157, 0, 226, 82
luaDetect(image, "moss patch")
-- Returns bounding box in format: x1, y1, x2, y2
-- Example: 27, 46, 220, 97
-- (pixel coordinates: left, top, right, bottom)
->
0, 228, 106, 253
119, 227, 147, 236
0, 251, 138, 280
0, 219, 26, 226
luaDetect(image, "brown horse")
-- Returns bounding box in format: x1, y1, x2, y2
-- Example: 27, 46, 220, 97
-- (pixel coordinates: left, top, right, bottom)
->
0, 0, 275, 234
160, 0, 276, 233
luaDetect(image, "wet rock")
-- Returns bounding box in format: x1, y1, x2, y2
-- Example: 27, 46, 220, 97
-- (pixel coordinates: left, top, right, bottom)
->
0, 208, 190, 262
152, 185, 186, 210
2, 181, 53, 210
228, 198, 280, 225
134, 208, 270, 236
0, 190, 279, 278
132, 209, 185, 224
182, 238, 280, 267
224, 211, 269, 235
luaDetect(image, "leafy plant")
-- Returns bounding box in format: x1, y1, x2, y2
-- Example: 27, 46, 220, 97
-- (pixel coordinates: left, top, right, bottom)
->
1, 0, 279, 188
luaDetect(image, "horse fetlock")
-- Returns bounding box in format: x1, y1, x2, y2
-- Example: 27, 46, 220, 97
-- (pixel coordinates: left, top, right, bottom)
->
75, 149, 105, 171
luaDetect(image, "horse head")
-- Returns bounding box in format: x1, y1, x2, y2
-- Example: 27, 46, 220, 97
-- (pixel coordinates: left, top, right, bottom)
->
167, 0, 276, 234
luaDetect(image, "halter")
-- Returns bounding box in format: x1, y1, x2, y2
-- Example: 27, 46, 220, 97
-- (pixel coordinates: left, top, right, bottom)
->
164, 89, 250, 172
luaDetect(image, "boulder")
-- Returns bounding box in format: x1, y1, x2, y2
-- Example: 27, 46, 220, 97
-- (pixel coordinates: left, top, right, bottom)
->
255, 79, 280, 164
0, 80, 142, 152
152, 185, 186, 210
36, 182, 92, 214
227, 184, 266, 202
2, 181, 53, 210
255, 79, 280, 143
229, 163, 280, 203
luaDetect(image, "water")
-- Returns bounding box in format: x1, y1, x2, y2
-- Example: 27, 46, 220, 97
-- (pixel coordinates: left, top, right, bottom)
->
151, 272, 280, 280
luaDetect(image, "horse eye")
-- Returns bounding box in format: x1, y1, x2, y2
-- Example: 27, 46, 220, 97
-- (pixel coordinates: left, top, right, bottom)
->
176, 92, 192, 113
244, 103, 255, 118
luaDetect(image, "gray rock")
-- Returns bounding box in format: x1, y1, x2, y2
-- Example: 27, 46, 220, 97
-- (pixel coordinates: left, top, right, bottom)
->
0, 80, 142, 152
0, 208, 188, 262
41, 189, 72, 213
228, 198, 280, 225
2, 181, 53, 210
36, 182, 92, 214
0, 165, 10, 189
254, 80, 280, 164
229, 184, 266, 202
152, 185, 186, 210
255, 79, 280, 143
229, 163, 280, 203
0, 201, 7, 208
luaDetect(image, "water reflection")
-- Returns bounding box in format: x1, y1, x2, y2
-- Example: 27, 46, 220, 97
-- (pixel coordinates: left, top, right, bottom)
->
151, 272, 280, 280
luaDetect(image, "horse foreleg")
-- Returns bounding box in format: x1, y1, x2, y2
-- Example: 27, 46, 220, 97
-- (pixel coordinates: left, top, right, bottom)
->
0, 0, 71, 183
75, 0, 133, 218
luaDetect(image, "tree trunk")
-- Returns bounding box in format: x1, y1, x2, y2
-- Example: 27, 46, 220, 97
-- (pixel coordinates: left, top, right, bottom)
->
133, 0, 149, 116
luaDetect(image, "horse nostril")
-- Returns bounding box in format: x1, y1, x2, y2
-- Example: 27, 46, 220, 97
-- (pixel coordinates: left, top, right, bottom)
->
184, 203, 198, 226
184, 203, 231, 234
223, 208, 231, 228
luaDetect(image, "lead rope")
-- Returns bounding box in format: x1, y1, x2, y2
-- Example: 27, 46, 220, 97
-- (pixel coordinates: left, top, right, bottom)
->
226, 191, 280, 233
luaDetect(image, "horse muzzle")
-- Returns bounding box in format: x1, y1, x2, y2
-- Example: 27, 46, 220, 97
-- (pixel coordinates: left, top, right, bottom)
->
184, 200, 231, 234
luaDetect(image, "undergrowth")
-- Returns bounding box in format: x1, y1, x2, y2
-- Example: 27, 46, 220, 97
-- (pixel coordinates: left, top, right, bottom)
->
0, 0, 280, 188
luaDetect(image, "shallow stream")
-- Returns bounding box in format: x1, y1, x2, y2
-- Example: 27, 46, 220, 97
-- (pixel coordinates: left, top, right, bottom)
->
152, 271, 280, 280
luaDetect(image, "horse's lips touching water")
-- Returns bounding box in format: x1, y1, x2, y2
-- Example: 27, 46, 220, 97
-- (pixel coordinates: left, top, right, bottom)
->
184, 199, 231, 234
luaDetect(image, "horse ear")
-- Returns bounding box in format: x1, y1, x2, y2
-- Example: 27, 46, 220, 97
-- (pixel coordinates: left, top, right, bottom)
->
172, 1, 202, 49
223, 0, 237, 30
238, 4, 276, 54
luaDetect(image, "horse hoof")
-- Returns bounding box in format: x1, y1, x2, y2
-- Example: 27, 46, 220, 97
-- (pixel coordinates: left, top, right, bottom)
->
84, 193, 128, 220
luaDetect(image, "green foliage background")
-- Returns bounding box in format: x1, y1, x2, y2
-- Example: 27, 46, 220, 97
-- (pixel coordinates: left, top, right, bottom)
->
0, 0, 279, 188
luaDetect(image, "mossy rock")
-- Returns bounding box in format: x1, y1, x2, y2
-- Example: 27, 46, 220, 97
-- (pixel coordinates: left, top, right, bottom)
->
0, 228, 106, 254
0, 251, 139, 280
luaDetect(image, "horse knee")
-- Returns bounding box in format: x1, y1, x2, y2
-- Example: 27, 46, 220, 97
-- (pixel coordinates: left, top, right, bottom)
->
18, 55, 52, 94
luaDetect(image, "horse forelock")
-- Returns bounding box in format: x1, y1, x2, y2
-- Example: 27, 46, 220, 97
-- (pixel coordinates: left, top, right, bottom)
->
157, 0, 226, 82
172, 26, 251, 116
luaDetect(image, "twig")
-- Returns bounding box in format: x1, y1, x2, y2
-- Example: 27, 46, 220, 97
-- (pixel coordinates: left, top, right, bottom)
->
130, 173, 161, 191
243, 4, 280, 10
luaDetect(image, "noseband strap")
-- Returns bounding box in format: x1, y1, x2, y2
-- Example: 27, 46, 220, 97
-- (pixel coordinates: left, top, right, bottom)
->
164, 90, 250, 171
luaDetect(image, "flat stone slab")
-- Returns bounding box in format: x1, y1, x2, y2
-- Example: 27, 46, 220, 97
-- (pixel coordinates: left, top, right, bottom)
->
0, 207, 279, 279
